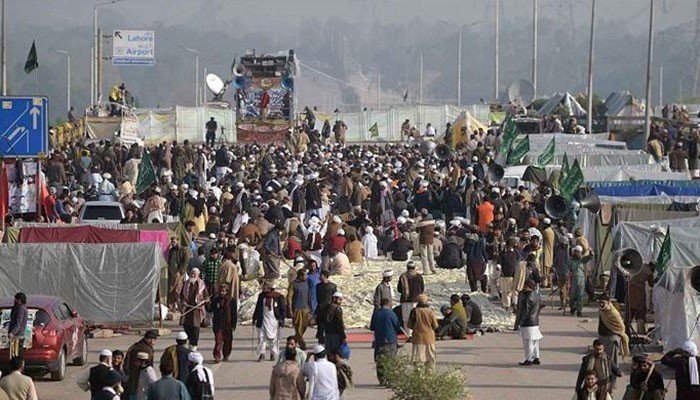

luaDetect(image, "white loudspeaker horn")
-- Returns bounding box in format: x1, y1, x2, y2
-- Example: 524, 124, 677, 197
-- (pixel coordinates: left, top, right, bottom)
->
233, 64, 247, 77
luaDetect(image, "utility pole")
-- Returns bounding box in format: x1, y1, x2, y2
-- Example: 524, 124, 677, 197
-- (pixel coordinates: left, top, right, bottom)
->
93, 0, 123, 105
659, 65, 664, 106
532, 0, 538, 96
97, 28, 102, 103
183, 48, 199, 107
495, 0, 499, 100
90, 46, 94, 105
53, 49, 71, 112
457, 25, 463, 107
644, 0, 656, 143
1, 0, 6, 96
691, 0, 700, 95
419, 52, 424, 105
586, 0, 596, 134
377, 72, 381, 109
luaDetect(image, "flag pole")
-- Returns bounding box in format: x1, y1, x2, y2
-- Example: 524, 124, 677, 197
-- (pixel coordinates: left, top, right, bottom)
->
34, 70, 38, 94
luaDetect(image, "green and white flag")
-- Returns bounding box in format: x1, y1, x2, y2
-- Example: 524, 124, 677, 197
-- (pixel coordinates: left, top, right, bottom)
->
655, 226, 672, 276
537, 137, 556, 166
499, 116, 519, 156
369, 122, 379, 138
561, 159, 584, 201
506, 135, 530, 165
558, 152, 570, 188
135, 151, 157, 194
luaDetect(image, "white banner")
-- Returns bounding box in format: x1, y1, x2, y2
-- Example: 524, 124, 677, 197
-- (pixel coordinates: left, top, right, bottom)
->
0, 309, 36, 349
6, 161, 39, 214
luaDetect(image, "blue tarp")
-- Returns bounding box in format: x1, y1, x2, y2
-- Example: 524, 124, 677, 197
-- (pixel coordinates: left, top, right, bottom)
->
588, 180, 700, 197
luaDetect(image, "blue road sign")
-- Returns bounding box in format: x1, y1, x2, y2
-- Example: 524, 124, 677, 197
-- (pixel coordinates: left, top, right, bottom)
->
0, 96, 48, 157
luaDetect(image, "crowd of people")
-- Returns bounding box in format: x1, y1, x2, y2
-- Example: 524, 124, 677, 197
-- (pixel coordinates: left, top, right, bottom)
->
4, 107, 700, 400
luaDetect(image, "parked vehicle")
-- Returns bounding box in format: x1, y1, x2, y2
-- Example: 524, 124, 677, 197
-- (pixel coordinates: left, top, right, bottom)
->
0, 295, 87, 381
78, 201, 125, 225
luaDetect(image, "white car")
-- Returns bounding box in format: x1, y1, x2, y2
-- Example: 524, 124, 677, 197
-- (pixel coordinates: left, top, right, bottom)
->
77, 201, 125, 225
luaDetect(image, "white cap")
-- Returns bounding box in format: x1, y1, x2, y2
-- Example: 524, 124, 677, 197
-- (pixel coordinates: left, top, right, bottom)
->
99, 349, 112, 357
567, 233, 574, 239
337, 228, 345, 236
188, 352, 204, 364
397, 216, 407, 224
450, 219, 461, 227
236, 182, 244, 188
103, 172, 111, 179
573, 245, 583, 252
208, 233, 216, 239
365, 226, 374, 233
491, 187, 501, 194
382, 269, 394, 277
333, 215, 342, 223
311, 344, 325, 354
332, 291, 344, 298
401, 210, 410, 217
543, 218, 551, 225
466, 166, 474, 172
176, 332, 188, 341
472, 156, 479, 162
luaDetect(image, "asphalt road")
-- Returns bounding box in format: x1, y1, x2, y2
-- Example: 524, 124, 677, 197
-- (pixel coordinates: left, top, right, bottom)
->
31, 299, 678, 400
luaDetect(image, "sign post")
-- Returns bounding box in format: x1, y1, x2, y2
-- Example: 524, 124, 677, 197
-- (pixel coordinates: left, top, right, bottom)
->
112, 30, 155, 66
0, 96, 48, 157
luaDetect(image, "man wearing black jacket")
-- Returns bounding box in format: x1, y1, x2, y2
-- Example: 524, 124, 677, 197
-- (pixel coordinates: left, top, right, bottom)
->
514, 280, 543, 366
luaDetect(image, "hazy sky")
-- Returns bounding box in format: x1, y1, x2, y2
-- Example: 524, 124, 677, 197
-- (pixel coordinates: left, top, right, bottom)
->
8, 0, 697, 32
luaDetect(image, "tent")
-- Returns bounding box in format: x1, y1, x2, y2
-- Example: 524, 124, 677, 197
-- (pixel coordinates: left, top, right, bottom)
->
537, 92, 586, 117
603, 91, 645, 117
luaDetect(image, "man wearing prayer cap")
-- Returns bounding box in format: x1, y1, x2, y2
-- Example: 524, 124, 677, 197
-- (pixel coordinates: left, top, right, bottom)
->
186, 352, 215, 400
397, 261, 425, 338
407, 292, 438, 369
76, 349, 113, 397
662, 339, 700, 399
302, 344, 339, 399
566, 245, 592, 317
541, 217, 556, 288
160, 332, 192, 382
373, 269, 394, 310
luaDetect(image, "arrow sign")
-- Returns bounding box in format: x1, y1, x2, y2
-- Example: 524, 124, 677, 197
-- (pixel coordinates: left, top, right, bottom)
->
6, 126, 25, 141
29, 107, 40, 130
115, 31, 122, 39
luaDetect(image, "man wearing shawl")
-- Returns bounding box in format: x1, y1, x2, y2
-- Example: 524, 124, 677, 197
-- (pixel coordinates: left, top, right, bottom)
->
180, 268, 209, 351
253, 284, 287, 362
185, 352, 215, 400
597, 296, 630, 368
206, 285, 237, 363
661, 340, 700, 399
575, 339, 622, 398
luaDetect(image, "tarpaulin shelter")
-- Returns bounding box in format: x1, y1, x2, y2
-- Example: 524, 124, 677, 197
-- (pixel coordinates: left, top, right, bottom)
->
589, 180, 700, 197
603, 91, 645, 117
0, 243, 161, 324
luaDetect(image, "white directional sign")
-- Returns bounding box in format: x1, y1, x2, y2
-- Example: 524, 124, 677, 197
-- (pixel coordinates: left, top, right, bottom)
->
112, 30, 155, 66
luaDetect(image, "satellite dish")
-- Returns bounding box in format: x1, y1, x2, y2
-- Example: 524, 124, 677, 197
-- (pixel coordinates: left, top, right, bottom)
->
206, 73, 225, 95
507, 79, 535, 106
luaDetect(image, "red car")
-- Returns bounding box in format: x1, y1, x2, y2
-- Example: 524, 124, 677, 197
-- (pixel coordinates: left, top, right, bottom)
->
0, 295, 88, 381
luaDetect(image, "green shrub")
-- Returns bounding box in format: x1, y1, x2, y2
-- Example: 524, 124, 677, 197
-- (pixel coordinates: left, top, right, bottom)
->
378, 354, 470, 400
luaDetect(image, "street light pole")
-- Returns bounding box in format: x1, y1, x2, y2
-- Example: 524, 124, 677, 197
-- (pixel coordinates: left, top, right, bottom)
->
495, 0, 500, 100
457, 25, 463, 107
1, 0, 6, 96
183, 47, 199, 107
532, 0, 538, 96
53, 49, 71, 112
93, 0, 123, 105
586, 0, 596, 134
419, 52, 424, 105
644, 0, 656, 143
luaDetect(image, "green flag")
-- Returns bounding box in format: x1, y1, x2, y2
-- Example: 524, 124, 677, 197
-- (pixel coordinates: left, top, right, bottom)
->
24, 40, 38, 74
558, 152, 570, 188
369, 122, 379, 138
135, 151, 157, 194
561, 159, 584, 201
507, 135, 530, 165
537, 137, 556, 166
655, 226, 672, 276
499, 116, 519, 156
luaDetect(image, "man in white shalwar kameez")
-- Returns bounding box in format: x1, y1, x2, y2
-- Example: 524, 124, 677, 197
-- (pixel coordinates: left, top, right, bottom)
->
303, 345, 339, 400
253, 285, 286, 362
362, 226, 379, 259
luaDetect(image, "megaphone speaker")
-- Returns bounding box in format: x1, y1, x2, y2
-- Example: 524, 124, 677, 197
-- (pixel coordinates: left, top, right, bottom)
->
488, 164, 505, 182
435, 144, 452, 160
576, 191, 601, 214
545, 195, 569, 220
233, 64, 247, 77
420, 140, 437, 157
690, 266, 700, 292
619, 248, 643, 277
281, 76, 294, 91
